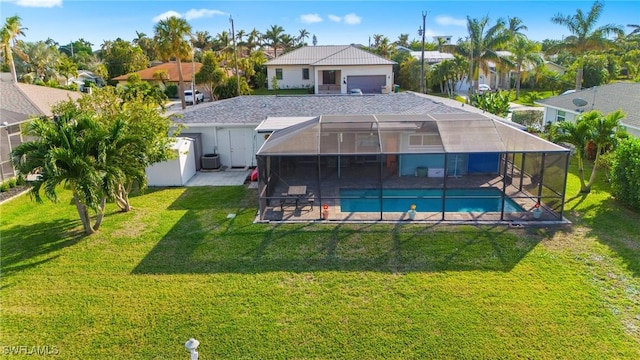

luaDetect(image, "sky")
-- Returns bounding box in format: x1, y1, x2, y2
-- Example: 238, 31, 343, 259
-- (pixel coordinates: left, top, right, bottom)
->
1, 0, 638, 50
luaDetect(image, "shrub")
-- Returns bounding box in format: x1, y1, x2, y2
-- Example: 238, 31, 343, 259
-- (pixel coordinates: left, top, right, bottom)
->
7, 178, 17, 188
470, 90, 511, 117
610, 138, 640, 210
16, 174, 26, 185
0, 182, 9, 192
511, 110, 543, 130
164, 84, 178, 99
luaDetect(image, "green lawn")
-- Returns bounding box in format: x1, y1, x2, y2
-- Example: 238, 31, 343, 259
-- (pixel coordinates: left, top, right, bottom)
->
1, 162, 639, 359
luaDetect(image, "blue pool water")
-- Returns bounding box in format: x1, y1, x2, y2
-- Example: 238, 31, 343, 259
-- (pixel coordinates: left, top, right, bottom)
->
340, 188, 523, 213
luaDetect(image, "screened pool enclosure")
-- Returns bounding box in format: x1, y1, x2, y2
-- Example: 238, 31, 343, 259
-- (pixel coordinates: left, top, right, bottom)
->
256, 113, 570, 222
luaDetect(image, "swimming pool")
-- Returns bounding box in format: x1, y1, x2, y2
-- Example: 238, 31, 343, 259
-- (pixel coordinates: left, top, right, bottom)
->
340, 188, 523, 213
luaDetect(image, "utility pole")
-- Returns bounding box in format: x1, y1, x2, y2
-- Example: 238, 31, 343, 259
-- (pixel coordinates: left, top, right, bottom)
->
418, 12, 426, 94
230, 16, 240, 97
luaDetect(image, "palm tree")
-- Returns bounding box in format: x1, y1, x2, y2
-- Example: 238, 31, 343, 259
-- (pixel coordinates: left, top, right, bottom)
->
551, 118, 593, 193
154, 16, 192, 109
263, 25, 285, 57
628, 24, 640, 36
247, 28, 261, 52
509, 36, 542, 99
1, 15, 27, 82
506, 17, 528, 39
550, 1, 624, 90
396, 34, 409, 48
297, 29, 310, 46
457, 16, 510, 93
18, 41, 60, 82
192, 30, 213, 53
12, 113, 109, 234
584, 110, 627, 190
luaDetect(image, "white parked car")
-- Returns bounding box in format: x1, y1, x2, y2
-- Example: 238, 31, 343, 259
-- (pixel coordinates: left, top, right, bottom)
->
184, 89, 204, 105
477, 84, 492, 94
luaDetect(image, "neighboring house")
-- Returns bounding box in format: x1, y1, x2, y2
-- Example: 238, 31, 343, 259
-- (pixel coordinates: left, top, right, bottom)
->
0, 73, 82, 180
64, 70, 104, 92
265, 45, 396, 94
535, 82, 640, 138
168, 91, 515, 171
112, 62, 203, 91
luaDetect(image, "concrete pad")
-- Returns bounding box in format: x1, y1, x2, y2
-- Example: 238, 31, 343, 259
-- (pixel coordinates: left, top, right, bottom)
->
185, 169, 251, 186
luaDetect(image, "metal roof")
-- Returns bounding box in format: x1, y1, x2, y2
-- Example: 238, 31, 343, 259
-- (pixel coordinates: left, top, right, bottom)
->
265, 45, 395, 66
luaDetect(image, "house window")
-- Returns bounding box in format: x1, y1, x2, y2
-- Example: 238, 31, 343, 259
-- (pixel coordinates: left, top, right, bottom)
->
323, 70, 337, 85
409, 134, 441, 147
302, 68, 309, 80
556, 110, 566, 122
275, 68, 283, 80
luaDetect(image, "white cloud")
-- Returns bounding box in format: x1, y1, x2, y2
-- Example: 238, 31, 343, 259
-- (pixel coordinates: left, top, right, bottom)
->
343, 13, 361, 25
153, 9, 226, 23
153, 10, 182, 23
435, 15, 466, 27
184, 9, 227, 20
8, 0, 61, 7
328, 14, 341, 23
300, 13, 323, 24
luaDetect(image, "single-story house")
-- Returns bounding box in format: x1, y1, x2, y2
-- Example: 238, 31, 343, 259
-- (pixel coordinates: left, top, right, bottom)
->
534, 82, 640, 138
112, 62, 203, 91
265, 45, 396, 94
0, 73, 82, 181
64, 70, 104, 92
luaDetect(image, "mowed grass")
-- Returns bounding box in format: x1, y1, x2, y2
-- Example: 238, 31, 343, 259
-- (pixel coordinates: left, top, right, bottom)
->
1, 162, 639, 359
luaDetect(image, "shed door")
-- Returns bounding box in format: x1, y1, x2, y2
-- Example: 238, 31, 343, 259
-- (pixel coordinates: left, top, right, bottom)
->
228, 129, 247, 168
347, 75, 386, 94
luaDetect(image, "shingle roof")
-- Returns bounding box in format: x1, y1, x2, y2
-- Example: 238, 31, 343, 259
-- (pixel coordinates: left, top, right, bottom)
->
112, 62, 203, 81
535, 82, 640, 129
171, 92, 477, 125
266, 45, 395, 66
0, 78, 81, 121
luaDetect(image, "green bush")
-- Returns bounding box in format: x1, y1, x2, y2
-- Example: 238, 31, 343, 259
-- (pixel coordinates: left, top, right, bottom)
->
610, 137, 640, 210
0, 182, 9, 192
470, 90, 511, 117
164, 84, 178, 99
7, 178, 17, 188
16, 174, 26, 185
511, 110, 543, 130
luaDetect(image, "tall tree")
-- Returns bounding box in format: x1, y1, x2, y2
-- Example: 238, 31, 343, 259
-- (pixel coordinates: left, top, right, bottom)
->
154, 16, 193, 109
195, 50, 227, 101
550, 1, 624, 90
312, 34, 318, 46
1, 15, 27, 82
509, 36, 542, 99
396, 33, 409, 48
263, 24, 285, 57
297, 29, 310, 46
99, 38, 148, 80
16, 41, 60, 82
133, 31, 157, 61
457, 16, 510, 93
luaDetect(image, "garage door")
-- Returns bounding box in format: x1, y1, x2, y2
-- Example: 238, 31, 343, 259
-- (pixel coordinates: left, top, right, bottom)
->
347, 75, 386, 94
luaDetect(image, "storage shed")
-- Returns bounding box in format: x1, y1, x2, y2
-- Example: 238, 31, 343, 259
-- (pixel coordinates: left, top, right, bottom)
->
146, 137, 196, 186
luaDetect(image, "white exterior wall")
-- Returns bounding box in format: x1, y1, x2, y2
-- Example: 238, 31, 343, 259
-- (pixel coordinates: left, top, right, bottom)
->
267, 64, 394, 94
174, 125, 266, 169
145, 138, 196, 186
314, 65, 394, 94
267, 65, 315, 90
542, 107, 578, 125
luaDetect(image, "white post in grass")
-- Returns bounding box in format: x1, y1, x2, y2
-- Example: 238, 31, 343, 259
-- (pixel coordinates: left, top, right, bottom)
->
185, 338, 200, 360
